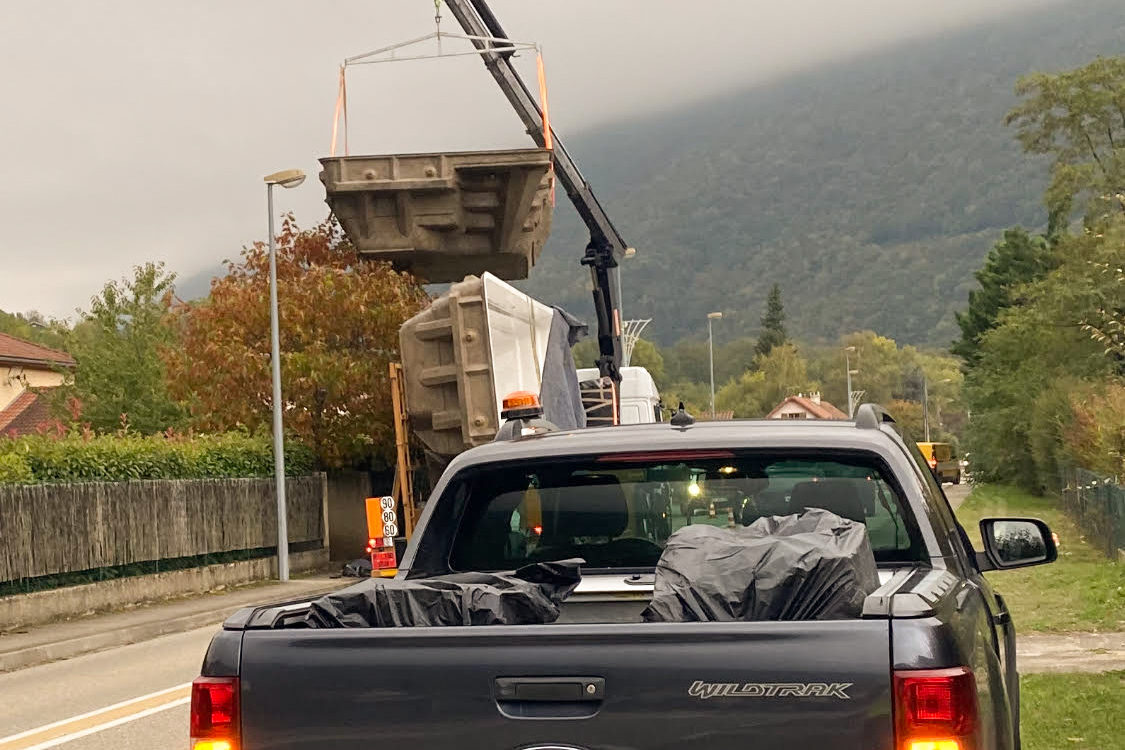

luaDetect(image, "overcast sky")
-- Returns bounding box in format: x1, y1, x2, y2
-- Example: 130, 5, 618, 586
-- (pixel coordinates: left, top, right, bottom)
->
0, 0, 1063, 319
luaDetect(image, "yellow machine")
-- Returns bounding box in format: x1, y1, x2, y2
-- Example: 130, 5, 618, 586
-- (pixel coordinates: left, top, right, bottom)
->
916, 442, 961, 485
363, 363, 420, 577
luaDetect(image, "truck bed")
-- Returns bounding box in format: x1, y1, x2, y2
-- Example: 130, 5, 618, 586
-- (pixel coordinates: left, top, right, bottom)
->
216, 568, 955, 750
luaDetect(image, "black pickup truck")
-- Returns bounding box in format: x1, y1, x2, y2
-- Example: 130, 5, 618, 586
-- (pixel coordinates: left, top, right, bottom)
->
191, 404, 1056, 750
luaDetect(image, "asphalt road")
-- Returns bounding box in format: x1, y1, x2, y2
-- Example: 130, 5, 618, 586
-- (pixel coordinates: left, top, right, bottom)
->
944, 481, 972, 511
0, 625, 212, 750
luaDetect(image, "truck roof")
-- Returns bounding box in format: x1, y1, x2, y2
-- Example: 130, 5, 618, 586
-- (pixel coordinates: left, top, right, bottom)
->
443, 418, 904, 473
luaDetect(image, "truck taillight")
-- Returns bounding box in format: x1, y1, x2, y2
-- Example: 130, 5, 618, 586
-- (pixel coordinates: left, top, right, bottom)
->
928, 458, 938, 470
894, 667, 977, 750
190, 676, 239, 750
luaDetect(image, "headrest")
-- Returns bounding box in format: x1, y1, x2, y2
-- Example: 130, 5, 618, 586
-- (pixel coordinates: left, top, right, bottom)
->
790, 479, 867, 523
543, 474, 628, 540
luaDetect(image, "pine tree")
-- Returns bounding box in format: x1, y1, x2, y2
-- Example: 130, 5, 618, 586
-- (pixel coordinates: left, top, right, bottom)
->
952, 228, 1055, 367
754, 284, 788, 359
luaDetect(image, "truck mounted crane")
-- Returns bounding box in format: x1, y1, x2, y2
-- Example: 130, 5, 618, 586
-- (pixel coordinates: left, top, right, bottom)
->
441, 0, 630, 384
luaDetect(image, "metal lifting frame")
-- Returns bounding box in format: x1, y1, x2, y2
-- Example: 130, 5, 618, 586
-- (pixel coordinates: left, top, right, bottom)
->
442, 0, 628, 383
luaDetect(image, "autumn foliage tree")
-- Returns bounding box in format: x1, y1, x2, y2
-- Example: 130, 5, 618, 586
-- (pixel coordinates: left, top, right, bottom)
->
165, 217, 429, 469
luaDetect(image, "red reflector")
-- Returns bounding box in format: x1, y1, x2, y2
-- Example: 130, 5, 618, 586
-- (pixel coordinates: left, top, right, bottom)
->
914, 681, 956, 722
191, 676, 239, 742
895, 667, 977, 749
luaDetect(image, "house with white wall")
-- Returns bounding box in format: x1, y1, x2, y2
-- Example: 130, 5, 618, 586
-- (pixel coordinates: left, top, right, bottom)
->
0, 332, 75, 436
766, 392, 848, 420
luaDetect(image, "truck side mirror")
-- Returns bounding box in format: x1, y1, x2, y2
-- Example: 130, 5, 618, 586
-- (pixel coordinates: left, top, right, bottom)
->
977, 518, 1057, 571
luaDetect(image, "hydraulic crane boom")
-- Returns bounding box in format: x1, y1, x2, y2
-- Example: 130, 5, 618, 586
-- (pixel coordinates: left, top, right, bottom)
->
442, 0, 627, 383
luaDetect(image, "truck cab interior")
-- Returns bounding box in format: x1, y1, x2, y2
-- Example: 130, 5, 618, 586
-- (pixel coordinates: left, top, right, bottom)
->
448, 450, 926, 575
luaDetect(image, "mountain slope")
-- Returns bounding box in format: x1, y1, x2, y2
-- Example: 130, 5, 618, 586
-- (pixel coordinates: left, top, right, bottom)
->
518, 0, 1125, 346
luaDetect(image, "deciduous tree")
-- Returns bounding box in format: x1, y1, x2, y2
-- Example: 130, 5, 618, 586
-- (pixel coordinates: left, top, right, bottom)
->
717, 343, 816, 417
165, 217, 429, 469
57, 262, 184, 434
1007, 55, 1125, 225
0, 309, 71, 352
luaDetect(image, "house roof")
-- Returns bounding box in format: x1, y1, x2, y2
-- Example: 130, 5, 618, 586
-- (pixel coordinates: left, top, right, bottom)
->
0, 390, 56, 436
0, 332, 75, 368
766, 395, 849, 420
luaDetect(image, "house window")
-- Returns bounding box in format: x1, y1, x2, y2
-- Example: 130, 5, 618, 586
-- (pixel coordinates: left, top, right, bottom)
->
782, 412, 805, 419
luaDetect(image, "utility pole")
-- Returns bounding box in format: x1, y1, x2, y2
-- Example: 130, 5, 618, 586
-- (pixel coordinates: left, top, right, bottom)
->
924, 376, 952, 443
923, 376, 930, 442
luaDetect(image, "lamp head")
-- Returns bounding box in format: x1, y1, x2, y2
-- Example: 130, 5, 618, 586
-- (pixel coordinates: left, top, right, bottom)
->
264, 169, 306, 188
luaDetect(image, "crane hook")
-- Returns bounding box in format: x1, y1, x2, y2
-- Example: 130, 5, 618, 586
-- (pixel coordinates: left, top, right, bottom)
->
434, 0, 443, 53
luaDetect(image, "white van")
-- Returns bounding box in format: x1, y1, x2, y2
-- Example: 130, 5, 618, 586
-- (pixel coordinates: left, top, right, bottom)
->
576, 366, 662, 425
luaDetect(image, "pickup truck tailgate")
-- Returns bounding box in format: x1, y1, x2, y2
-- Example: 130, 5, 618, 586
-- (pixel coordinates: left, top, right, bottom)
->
239, 619, 893, 750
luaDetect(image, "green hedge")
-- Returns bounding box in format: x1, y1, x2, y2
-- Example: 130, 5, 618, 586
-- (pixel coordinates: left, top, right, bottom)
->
0, 452, 33, 483
0, 432, 314, 484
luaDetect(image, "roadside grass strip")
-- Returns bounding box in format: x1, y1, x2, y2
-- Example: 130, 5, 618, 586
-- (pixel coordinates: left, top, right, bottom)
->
0, 683, 190, 750
1020, 671, 1125, 750
956, 485, 1125, 633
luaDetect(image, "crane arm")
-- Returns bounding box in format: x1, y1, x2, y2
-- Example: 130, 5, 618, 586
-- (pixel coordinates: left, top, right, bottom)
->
442, 0, 626, 382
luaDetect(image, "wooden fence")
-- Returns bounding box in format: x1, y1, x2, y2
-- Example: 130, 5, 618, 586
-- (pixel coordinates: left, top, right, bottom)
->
0, 476, 326, 584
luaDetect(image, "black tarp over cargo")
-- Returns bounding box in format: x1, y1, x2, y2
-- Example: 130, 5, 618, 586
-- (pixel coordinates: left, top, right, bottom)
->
642, 509, 880, 622
305, 560, 583, 628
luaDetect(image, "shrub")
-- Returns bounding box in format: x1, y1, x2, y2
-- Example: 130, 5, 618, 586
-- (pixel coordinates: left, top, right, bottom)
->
0, 452, 32, 483
1066, 383, 1125, 476
0, 432, 314, 484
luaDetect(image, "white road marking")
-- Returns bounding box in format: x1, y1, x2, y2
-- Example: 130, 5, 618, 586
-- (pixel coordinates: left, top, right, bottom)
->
0, 682, 191, 750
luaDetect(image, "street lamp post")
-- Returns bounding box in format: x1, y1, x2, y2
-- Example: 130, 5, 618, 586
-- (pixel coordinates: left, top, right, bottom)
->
845, 346, 858, 418
264, 168, 306, 582
707, 312, 723, 418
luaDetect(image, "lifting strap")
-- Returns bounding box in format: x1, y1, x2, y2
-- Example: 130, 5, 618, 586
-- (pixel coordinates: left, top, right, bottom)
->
330, 65, 349, 157
536, 51, 555, 205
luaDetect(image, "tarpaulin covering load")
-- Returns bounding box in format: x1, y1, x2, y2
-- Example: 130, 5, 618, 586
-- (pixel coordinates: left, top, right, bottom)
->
642, 509, 879, 622
305, 559, 583, 628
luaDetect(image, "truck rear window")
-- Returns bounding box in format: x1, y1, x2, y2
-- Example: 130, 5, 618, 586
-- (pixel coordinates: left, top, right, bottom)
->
449, 451, 924, 571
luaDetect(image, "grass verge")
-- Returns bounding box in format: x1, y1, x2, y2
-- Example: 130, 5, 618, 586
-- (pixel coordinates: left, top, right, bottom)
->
1020, 671, 1124, 750
955, 484, 1124, 632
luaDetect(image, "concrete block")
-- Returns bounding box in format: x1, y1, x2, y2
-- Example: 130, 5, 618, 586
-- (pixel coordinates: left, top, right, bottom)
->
320, 149, 553, 282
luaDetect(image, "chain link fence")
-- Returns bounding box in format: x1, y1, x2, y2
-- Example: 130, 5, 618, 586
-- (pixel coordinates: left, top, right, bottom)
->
1059, 467, 1125, 560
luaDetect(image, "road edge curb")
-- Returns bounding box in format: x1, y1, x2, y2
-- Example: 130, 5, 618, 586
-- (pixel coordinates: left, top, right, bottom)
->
0, 582, 345, 673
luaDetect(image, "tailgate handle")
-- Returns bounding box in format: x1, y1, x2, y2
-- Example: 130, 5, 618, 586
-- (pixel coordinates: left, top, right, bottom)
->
495, 677, 605, 702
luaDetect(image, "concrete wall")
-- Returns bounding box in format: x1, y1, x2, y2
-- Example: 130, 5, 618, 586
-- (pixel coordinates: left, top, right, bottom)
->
1, 365, 64, 410
0, 548, 328, 630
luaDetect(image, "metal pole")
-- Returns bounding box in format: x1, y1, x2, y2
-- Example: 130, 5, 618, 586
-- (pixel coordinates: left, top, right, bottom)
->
922, 376, 930, 443
708, 317, 716, 418
616, 267, 627, 366
845, 350, 854, 419
268, 184, 289, 582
